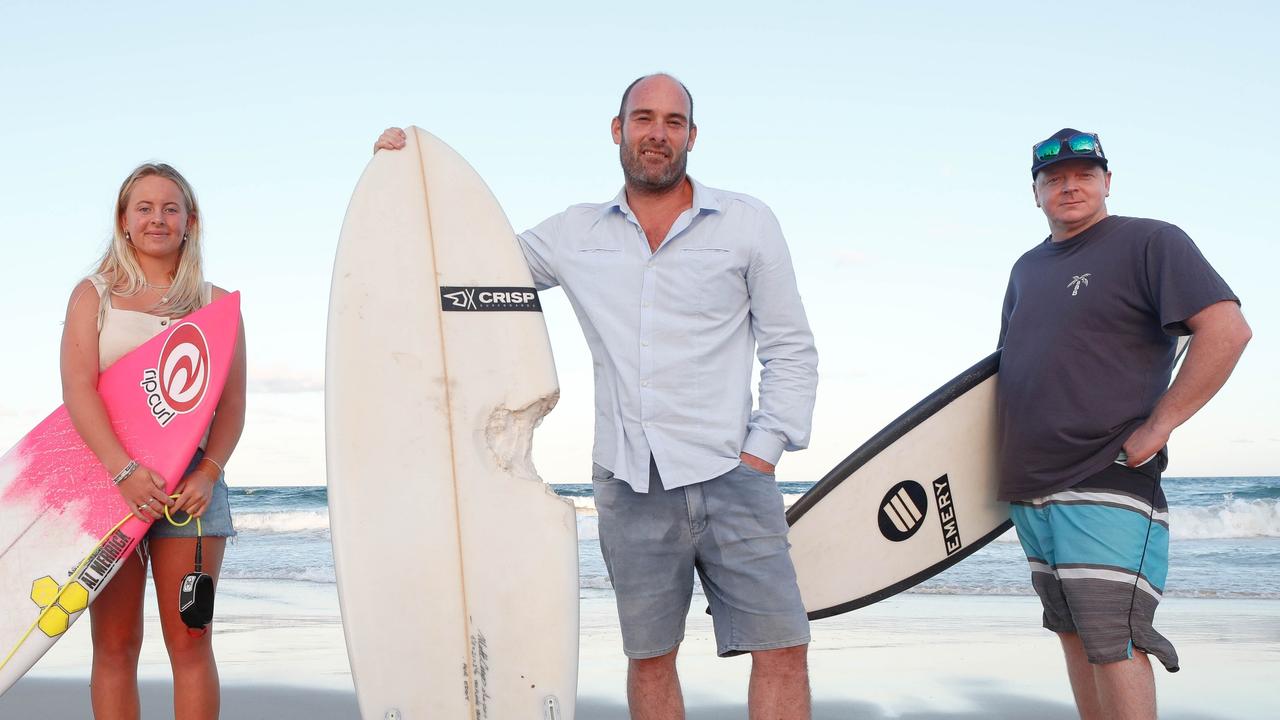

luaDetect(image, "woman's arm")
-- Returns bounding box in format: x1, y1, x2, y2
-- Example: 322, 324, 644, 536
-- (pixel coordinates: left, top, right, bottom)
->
60, 279, 172, 519
172, 286, 247, 516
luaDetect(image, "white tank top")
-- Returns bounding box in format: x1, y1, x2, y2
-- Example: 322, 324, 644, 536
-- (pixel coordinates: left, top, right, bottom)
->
87, 274, 215, 446
87, 274, 212, 371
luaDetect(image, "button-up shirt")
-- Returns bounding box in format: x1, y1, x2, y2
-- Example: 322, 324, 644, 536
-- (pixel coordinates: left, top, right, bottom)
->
518, 178, 818, 492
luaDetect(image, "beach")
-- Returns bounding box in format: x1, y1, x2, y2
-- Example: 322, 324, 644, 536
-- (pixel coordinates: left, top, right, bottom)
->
5, 583, 1278, 717
3, 477, 1277, 718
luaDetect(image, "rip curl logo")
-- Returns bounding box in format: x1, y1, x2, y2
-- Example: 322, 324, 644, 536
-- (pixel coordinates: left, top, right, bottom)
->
140, 322, 210, 427
1068, 273, 1092, 296
440, 286, 542, 312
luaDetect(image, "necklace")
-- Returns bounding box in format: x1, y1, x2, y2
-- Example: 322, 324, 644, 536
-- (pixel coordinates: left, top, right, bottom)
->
144, 280, 174, 305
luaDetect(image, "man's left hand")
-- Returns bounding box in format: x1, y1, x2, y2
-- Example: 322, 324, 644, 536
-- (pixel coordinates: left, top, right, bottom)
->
740, 452, 776, 474
1122, 421, 1170, 468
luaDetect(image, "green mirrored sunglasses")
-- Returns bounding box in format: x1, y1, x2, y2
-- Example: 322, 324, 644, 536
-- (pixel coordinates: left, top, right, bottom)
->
1034, 133, 1103, 162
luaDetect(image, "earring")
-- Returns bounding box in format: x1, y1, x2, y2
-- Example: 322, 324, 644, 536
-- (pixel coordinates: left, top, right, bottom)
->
183, 233, 189, 243
125, 231, 132, 243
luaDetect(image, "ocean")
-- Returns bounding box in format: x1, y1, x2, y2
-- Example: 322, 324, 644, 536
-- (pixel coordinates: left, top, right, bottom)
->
221, 476, 1280, 600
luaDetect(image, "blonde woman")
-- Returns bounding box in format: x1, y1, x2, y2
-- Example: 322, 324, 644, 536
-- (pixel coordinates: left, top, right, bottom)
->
60, 163, 246, 720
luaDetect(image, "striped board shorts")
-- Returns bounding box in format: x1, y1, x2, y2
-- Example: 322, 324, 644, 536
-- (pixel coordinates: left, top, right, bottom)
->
1010, 461, 1179, 672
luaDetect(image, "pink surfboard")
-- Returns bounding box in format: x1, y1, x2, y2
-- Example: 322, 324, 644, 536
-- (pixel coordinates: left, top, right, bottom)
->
0, 292, 240, 695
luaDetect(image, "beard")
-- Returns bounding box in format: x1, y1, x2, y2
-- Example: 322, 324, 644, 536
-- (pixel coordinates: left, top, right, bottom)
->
619, 139, 688, 193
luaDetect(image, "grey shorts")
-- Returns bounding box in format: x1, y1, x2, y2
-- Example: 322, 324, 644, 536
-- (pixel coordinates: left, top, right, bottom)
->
148, 449, 237, 539
592, 460, 810, 659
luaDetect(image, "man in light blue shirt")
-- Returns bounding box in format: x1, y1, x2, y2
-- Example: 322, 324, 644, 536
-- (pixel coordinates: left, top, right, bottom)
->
518, 148, 817, 496
375, 73, 817, 720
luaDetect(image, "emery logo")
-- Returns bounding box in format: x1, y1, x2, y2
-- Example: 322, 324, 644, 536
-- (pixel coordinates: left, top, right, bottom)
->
932, 474, 963, 555
140, 322, 210, 427
440, 286, 542, 312
878, 481, 928, 542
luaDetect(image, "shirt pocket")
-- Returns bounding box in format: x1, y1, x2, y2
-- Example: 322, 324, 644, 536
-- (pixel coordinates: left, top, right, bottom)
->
679, 247, 746, 320
576, 247, 623, 262
569, 248, 626, 304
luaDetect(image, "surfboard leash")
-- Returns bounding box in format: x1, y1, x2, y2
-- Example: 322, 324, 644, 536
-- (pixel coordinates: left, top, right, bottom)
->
166, 504, 214, 636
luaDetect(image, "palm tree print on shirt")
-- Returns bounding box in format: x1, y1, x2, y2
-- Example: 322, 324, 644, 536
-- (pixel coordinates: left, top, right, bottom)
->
1068, 273, 1091, 296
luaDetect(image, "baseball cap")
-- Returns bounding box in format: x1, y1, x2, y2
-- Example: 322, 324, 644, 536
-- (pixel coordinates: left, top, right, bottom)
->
1031, 128, 1108, 178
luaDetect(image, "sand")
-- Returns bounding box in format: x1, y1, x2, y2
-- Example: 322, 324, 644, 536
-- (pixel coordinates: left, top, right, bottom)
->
2, 580, 1275, 718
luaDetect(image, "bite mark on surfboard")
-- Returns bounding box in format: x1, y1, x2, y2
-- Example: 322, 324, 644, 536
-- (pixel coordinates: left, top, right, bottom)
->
483, 392, 559, 481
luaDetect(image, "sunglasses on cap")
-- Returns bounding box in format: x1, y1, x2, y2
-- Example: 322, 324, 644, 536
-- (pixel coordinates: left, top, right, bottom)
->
1033, 133, 1104, 163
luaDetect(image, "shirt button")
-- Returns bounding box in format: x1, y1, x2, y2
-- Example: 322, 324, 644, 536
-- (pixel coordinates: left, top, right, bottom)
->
642, 302, 651, 308
641, 380, 649, 387
647, 262, 655, 269
641, 341, 649, 347
160, 320, 168, 326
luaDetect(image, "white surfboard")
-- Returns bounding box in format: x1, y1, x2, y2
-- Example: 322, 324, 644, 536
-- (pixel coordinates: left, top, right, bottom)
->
787, 352, 1011, 619
326, 127, 577, 719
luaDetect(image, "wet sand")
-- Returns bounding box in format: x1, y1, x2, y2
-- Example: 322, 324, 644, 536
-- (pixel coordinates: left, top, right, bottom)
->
3, 582, 1274, 718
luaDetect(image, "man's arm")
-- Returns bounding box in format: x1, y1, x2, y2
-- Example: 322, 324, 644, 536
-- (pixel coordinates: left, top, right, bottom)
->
742, 207, 819, 474
1123, 300, 1252, 466
374, 127, 407, 153
516, 220, 562, 292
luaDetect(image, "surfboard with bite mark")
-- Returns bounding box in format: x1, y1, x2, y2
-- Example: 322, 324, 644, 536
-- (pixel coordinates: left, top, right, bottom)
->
326, 127, 577, 719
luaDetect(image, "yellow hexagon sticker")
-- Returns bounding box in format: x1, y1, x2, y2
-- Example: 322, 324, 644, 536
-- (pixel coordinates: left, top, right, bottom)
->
58, 582, 90, 614
30, 576, 59, 608
38, 606, 70, 638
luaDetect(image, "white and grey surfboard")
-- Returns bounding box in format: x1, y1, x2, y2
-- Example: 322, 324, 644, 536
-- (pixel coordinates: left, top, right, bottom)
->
327, 127, 577, 719
787, 352, 1011, 619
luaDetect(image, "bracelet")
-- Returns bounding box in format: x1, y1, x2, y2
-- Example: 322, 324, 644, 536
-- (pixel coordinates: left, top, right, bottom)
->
111, 460, 139, 487
200, 456, 225, 474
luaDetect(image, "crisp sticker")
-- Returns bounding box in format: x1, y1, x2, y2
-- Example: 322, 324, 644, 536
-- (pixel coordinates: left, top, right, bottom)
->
440, 286, 541, 312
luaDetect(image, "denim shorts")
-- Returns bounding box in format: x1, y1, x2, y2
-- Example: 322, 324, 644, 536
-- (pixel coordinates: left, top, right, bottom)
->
592, 460, 810, 658
1010, 461, 1177, 671
148, 449, 237, 539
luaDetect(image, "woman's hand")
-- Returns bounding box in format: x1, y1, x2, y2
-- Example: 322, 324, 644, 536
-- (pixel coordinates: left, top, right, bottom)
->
118, 465, 173, 521
171, 461, 219, 518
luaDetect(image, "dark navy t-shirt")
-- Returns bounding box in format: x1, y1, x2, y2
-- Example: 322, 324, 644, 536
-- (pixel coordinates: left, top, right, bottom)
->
996, 215, 1238, 501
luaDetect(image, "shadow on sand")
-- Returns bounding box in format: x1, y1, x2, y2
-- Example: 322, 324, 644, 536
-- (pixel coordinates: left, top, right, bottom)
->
2, 678, 360, 718
4, 678, 1230, 719
580, 690, 1227, 719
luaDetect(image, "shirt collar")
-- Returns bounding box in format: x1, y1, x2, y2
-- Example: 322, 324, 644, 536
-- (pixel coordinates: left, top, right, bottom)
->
604, 176, 722, 220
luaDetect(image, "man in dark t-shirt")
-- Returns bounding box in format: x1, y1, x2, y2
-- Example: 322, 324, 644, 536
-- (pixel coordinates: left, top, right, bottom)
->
997, 128, 1251, 719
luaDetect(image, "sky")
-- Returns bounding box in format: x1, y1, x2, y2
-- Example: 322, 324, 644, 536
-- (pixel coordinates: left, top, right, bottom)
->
1, 1, 1275, 486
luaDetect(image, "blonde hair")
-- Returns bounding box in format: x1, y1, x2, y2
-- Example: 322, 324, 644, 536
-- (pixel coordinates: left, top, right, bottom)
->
96, 163, 206, 316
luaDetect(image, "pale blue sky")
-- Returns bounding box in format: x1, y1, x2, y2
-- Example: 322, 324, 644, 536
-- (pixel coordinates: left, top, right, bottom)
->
1, 1, 1275, 485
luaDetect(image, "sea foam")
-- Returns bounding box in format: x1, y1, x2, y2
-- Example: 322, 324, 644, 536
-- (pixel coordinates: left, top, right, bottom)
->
1171, 498, 1280, 539
233, 510, 331, 533
228, 494, 1280, 540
